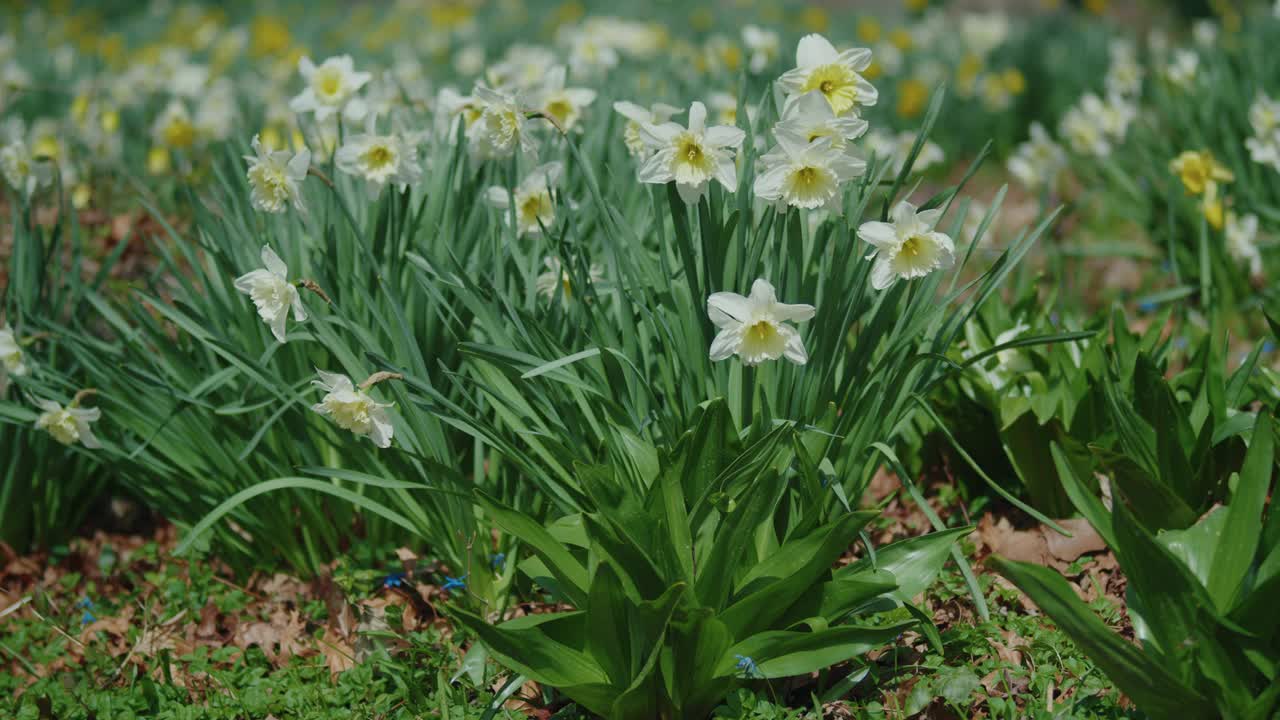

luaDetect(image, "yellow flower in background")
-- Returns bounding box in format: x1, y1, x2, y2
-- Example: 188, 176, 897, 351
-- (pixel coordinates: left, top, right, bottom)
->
251, 15, 291, 57
857, 17, 882, 45
1170, 150, 1233, 196
957, 54, 983, 95
1084, 0, 1108, 14
778, 34, 878, 117
690, 8, 714, 32
72, 182, 91, 209
147, 147, 171, 175
889, 28, 913, 52
1002, 68, 1026, 95
800, 6, 828, 33
897, 78, 928, 118
904, 0, 930, 10
1203, 185, 1226, 229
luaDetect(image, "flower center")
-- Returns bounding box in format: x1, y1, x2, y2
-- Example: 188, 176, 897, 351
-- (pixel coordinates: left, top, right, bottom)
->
794, 166, 819, 188
316, 68, 343, 99
545, 98, 573, 126
162, 119, 196, 150
681, 138, 704, 163
749, 320, 775, 341
801, 64, 858, 115
363, 144, 395, 171
901, 235, 924, 257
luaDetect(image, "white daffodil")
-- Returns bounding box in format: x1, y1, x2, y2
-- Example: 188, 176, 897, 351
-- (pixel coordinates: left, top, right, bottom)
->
1085, 93, 1136, 141
535, 256, 604, 302
486, 162, 563, 237
1225, 211, 1263, 277
195, 78, 237, 141
742, 25, 780, 74
866, 129, 944, 175
335, 115, 422, 199
857, 200, 956, 290
290, 55, 371, 122
485, 44, 558, 92
1007, 122, 1067, 191
234, 245, 307, 343
1165, 49, 1198, 89
613, 100, 683, 158
707, 278, 815, 366
0, 322, 28, 395
1105, 42, 1144, 98
563, 29, 620, 78
1246, 133, 1280, 173
35, 399, 101, 448
777, 34, 877, 117
0, 139, 52, 198
311, 370, 394, 448
1059, 102, 1111, 157
637, 100, 745, 204
754, 131, 864, 212
530, 66, 596, 133
244, 134, 310, 214
1250, 94, 1280, 138
152, 99, 198, 151
960, 12, 1010, 58
467, 85, 536, 161
776, 90, 868, 152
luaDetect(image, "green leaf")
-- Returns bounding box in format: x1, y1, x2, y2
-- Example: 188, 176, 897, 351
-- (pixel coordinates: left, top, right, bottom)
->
475, 491, 589, 607
1208, 410, 1274, 611
990, 557, 1214, 719
718, 622, 914, 679
837, 526, 970, 603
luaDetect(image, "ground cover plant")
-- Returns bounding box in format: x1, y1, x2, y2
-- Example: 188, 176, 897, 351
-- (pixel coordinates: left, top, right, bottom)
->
2, 0, 1280, 718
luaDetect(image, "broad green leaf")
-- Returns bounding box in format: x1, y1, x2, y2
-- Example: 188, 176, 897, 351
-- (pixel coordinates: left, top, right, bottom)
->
717, 622, 914, 679
1208, 410, 1275, 611
990, 557, 1214, 719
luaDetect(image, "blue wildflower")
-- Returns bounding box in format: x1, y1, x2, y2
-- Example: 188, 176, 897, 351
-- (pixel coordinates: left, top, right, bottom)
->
442, 574, 468, 593
1264, 341, 1276, 354
81, 611, 96, 625
1138, 302, 1156, 314
734, 654, 759, 678
76, 597, 94, 609
382, 572, 406, 589
490, 553, 506, 570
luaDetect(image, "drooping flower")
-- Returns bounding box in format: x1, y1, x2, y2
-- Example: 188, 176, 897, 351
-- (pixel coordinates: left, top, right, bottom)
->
0, 322, 28, 395
485, 162, 562, 237
335, 115, 422, 199
1249, 94, 1280, 138
857, 200, 956, 290
0, 139, 52, 198
1059, 102, 1110, 157
467, 85, 536, 161
535, 256, 604, 302
707, 278, 815, 366
35, 399, 101, 448
234, 245, 308, 343
613, 100, 683, 158
774, 90, 868, 152
637, 100, 745, 204
1007, 122, 1067, 191
311, 370, 394, 448
777, 34, 877, 117
1225, 211, 1263, 277
754, 131, 864, 212
1246, 133, 1280, 173
244, 134, 310, 213
290, 55, 371, 122
529, 66, 596, 133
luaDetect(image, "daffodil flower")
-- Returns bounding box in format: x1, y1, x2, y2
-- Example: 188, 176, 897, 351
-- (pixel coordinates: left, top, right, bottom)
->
485, 162, 563, 237
311, 370, 394, 448
1225, 211, 1262, 277
467, 85, 537, 161
535, 256, 604, 302
774, 90, 868, 153
1007, 122, 1066, 191
858, 200, 956, 290
290, 55, 371, 122
335, 115, 422, 199
234, 245, 308, 343
530, 66, 596, 133
707, 278, 815, 366
0, 322, 28, 395
637, 100, 745, 204
244, 134, 310, 214
35, 398, 101, 448
613, 100, 683, 158
754, 131, 864, 212
777, 34, 878, 117
0, 139, 52, 198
